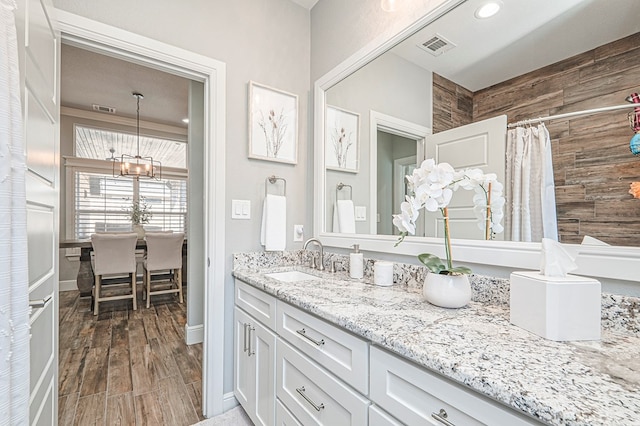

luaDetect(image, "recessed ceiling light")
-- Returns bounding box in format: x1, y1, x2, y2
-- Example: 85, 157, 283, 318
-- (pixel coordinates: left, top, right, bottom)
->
182, 118, 189, 124
380, 0, 397, 12
475, 1, 502, 19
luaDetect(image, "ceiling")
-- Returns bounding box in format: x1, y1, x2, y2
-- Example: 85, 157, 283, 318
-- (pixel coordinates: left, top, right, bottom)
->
391, 0, 640, 91
61, 44, 190, 127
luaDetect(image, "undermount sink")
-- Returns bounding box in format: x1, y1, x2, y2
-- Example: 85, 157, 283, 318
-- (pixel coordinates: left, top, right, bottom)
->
264, 271, 322, 282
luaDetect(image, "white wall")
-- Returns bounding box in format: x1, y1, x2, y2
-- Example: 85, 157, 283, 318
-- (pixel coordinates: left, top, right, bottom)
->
53, 0, 311, 395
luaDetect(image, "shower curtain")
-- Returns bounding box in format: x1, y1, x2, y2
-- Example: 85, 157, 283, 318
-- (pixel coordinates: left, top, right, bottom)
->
0, 0, 30, 424
505, 124, 558, 242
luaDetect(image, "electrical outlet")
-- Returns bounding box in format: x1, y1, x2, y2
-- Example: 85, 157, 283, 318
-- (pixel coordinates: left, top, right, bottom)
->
293, 224, 304, 242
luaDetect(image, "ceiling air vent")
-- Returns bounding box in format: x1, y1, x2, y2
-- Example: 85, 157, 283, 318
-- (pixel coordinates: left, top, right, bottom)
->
417, 34, 456, 56
92, 104, 116, 114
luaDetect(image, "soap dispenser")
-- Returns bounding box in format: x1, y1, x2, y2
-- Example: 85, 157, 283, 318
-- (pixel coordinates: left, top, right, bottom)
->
350, 244, 364, 279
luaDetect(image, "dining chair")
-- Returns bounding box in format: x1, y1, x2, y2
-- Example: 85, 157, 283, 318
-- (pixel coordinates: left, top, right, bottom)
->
90, 232, 138, 316
143, 232, 185, 308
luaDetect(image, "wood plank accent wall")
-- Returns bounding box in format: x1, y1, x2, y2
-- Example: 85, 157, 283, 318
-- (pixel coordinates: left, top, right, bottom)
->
432, 73, 473, 133
434, 32, 640, 246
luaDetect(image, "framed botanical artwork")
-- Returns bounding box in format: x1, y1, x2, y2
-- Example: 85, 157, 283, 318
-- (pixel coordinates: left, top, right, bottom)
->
248, 81, 298, 164
325, 105, 359, 173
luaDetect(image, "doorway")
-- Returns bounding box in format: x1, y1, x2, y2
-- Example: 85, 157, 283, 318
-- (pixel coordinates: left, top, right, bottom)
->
57, 9, 226, 419
369, 110, 431, 236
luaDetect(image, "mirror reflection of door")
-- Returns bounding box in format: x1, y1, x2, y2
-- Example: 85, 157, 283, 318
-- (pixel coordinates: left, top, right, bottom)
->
376, 130, 419, 235
423, 115, 507, 240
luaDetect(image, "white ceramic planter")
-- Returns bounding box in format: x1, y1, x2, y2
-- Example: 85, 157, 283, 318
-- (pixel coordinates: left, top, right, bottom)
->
423, 273, 471, 308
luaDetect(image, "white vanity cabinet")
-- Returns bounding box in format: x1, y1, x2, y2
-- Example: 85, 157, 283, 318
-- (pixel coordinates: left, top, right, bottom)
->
368, 405, 403, 426
234, 280, 277, 426
234, 277, 543, 426
276, 302, 369, 394
370, 347, 540, 426
276, 399, 303, 426
276, 339, 370, 425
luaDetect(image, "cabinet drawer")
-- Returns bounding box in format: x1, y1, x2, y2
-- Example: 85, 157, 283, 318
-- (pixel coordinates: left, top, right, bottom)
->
235, 279, 277, 329
370, 347, 539, 426
369, 405, 402, 426
277, 339, 369, 425
277, 301, 369, 394
276, 399, 302, 426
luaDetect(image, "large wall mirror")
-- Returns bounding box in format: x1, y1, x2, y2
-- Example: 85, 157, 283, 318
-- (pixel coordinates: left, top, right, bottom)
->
314, 0, 640, 282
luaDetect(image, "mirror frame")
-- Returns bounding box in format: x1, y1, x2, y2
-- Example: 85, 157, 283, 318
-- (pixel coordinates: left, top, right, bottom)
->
313, 0, 640, 283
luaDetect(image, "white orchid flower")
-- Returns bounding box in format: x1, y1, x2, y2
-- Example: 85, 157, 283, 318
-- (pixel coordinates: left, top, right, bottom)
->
458, 168, 484, 190
392, 199, 419, 235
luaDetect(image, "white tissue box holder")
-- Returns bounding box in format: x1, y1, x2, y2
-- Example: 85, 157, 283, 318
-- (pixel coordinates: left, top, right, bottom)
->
510, 271, 601, 341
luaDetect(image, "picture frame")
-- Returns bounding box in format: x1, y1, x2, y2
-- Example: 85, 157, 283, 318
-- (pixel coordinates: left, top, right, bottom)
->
248, 81, 298, 164
325, 105, 360, 173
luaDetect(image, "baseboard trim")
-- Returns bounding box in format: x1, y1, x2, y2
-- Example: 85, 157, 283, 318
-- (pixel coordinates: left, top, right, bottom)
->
185, 323, 204, 345
223, 392, 239, 411
59, 280, 78, 292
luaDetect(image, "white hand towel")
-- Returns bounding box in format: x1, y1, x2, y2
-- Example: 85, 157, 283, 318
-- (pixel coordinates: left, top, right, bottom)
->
260, 194, 286, 251
334, 199, 356, 233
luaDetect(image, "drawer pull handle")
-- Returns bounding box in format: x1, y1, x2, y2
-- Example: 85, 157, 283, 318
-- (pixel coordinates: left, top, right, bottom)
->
296, 386, 325, 411
243, 323, 249, 353
296, 328, 325, 346
247, 325, 255, 356
431, 409, 455, 426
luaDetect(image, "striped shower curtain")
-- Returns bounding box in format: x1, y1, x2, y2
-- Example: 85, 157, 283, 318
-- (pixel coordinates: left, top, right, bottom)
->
0, 0, 31, 424
505, 124, 558, 242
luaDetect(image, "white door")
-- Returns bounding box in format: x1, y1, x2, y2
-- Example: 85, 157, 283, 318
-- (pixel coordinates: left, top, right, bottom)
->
425, 115, 506, 240
15, 0, 60, 424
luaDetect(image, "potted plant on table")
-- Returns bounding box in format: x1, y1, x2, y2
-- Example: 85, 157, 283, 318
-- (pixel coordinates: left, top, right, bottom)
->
128, 198, 152, 238
392, 159, 505, 308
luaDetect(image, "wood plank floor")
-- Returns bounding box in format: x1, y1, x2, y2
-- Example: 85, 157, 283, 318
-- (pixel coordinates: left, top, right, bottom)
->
58, 288, 204, 425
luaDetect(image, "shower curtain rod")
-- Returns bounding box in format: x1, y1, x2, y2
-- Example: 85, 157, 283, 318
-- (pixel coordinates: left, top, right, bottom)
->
507, 103, 639, 128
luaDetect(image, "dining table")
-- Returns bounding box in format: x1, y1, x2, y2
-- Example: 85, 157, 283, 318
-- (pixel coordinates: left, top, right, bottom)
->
59, 238, 187, 297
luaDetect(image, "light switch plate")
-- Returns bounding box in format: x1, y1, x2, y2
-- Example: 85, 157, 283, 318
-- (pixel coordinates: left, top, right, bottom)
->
355, 206, 367, 221
231, 199, 251, 219
293, 224, 304, 242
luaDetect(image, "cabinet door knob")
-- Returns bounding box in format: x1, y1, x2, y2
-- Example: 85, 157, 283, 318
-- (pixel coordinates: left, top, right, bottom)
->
296, 386, 325, 412
296, 328, 325, 346
431, 408, 455, 426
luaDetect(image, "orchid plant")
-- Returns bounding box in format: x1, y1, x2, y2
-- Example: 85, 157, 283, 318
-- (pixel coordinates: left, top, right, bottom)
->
392, 159, 505, 275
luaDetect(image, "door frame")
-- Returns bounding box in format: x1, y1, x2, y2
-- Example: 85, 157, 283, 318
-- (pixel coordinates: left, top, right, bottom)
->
369, 110, 430, 234
55, 10, 227, 417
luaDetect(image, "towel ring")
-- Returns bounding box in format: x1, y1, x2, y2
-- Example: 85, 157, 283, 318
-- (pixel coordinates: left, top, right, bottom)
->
336, 182, 352, 201
265, 175, 286, 196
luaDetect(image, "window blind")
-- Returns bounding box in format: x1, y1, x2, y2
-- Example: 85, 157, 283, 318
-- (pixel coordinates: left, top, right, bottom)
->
139, 179, 188, 233
74, 170, 187, 239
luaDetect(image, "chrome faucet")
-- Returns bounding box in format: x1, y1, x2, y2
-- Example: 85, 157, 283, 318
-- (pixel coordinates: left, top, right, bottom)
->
303, 238, 325, 271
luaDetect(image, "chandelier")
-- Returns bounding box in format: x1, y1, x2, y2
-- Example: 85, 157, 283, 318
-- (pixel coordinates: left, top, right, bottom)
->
114, 92, 161, 180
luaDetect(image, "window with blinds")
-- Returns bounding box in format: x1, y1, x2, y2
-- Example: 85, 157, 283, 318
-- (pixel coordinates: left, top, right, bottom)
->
74, 171, 187, 239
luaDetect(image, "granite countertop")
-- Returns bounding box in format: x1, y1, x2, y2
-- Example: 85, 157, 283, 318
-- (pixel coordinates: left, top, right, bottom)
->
233, 265, 640, 426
